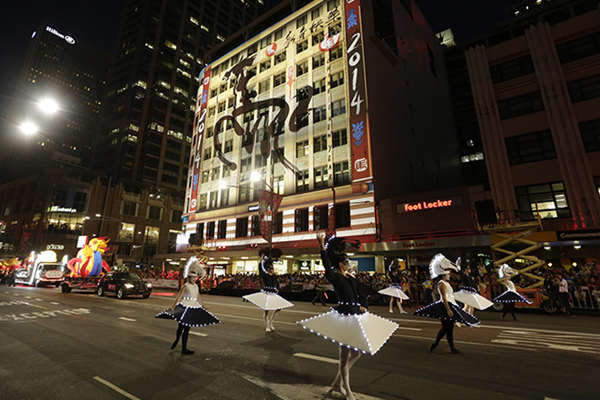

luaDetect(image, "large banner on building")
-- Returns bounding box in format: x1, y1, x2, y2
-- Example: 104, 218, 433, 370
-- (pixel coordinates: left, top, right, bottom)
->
344, 0, 372, 183
189, 66, 211, 213
258, 190, 283, 243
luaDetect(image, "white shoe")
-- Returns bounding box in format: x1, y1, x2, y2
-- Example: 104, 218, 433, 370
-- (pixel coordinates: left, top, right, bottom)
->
389, 309, 393, 313
400, 310, 407, 314
455, 322, 463, 328
265, 327, 272, 333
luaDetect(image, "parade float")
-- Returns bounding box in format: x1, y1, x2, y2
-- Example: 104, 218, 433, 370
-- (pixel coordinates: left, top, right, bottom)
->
14, 251, 65, 287
60, 237, 111, 293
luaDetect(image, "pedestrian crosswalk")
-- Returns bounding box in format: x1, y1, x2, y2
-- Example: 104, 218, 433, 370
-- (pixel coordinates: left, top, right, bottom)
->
491, 329, 600, 355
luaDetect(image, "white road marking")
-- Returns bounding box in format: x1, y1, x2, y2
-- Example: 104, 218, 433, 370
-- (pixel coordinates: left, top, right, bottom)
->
118, 317, 136, 322
190, 332, 208, 337
394, 333, 538, 352
93, 376, 141, 400
494, 330, 600, 355
293, 352, 338, 364
51, 302, 60, 305
396, 327, 422, 331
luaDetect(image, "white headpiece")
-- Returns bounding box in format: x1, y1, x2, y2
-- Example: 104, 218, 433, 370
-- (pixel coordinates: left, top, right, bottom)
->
429, 253, 461, 279
498, 264, 517, 279
184, 257, 206, 279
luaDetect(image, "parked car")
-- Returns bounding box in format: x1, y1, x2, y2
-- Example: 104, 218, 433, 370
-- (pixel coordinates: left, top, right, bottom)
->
97, 272, 152, 299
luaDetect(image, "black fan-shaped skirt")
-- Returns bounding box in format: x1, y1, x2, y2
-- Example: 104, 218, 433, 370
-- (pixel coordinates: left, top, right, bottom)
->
156, 304, 220, 328
414, 301, 480, 326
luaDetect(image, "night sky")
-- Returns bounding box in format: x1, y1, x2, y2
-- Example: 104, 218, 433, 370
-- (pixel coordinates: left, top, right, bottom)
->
0, 0, 521, 127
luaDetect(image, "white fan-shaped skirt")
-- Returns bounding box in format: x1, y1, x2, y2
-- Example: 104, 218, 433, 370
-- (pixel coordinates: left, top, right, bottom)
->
454, 290, 494, 310
243, 290, 294, 310
378, 286, 409, 300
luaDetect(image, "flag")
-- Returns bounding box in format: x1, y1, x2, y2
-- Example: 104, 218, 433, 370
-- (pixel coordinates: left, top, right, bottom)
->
258, 190, 283, 242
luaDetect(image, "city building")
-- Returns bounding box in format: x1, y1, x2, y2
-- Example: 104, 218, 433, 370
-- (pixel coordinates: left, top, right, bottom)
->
461, 0, 600, 263
14, 23, 107, 171
183, 0, 460, 274
98, 0, 265, 262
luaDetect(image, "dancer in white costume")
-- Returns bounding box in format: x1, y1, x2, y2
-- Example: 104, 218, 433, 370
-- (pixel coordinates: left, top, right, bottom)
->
493, 264, 532, 320
298, 234, 398, 400
454, 264, 493, 314
414, 254, 479, 353
242, 247, 294, 332
378, 260, 409, 313
156, 257, 220, 355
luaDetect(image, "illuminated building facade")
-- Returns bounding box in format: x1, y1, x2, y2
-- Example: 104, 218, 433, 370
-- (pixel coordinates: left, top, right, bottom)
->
183, 0, 459, 274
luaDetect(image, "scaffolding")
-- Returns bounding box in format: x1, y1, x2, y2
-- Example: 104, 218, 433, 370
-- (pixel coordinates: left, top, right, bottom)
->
480, 211, 546, 288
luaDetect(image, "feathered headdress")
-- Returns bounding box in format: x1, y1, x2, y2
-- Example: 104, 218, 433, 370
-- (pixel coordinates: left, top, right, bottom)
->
429, 253, 461, 279
184, 256, 206, 279
498, 264, 517, 279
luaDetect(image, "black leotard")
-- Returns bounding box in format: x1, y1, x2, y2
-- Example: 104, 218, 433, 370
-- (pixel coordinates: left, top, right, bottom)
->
321, 251, 365, 314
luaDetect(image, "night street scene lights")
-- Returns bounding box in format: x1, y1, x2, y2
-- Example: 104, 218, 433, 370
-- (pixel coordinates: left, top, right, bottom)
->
18, 120, 39, 136
36, 97, 60, 115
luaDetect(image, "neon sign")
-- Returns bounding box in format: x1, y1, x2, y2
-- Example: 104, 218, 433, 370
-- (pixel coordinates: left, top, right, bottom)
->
45, 26, 75, 45
399, 198, 462, 213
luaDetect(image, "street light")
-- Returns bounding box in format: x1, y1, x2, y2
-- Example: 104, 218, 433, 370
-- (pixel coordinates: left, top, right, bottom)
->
19, 120, 39, 136
37, 97, 60, 115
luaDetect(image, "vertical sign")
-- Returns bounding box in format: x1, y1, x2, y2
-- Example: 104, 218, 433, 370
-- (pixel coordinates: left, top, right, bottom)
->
189, 66, 211, 213
344, 0, 372, 182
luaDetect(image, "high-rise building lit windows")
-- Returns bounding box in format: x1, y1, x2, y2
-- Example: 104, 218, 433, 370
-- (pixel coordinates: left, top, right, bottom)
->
330, 71, 344, 88
274, 52, 286, 65
331, 99, 346, 117
296, 171, 309, 193
332, 129, 347, 147
313, 106, 327, 123
333, 161, 350, 186
273, 72, 285, 87
297, 40, 308, 53
295, 208, 309, 231
314, 166, 329, 189
314, 135, 327, 152
329, 46, 343, 61
296, 140, 309, 157
313, 53, 325, 69
297, 61, 308, 76
516, 182, 570, 220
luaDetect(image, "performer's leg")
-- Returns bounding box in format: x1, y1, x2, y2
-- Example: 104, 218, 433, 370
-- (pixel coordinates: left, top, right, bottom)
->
327, 347, 346, 396
341, 348, 359, 400
181, 326, 194, 355
396, 298, 406, 313
264, 310, 271, 332
502, 303, 509, 319
388, 296, 394, 313
431, 319, 447, 351
171, 323, 184, 349
510, 303, 517, 320
268, 309, 280, 330
446, 320, 458, 353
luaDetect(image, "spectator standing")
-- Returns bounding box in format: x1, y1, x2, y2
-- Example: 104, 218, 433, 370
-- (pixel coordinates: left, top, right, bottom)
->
558, 274, 572, 315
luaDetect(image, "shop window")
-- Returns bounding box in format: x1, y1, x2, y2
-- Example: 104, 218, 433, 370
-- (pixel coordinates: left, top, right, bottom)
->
505, 130, 556, 165
235, 217, 248, 237
516, 182, 570, 220
295, 208, 309, 232
314, 205, 328, 230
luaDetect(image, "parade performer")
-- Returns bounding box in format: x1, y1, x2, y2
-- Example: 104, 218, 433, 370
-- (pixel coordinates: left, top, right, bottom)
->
243, 247, 294, 333
414, 254, 479, 354
454, 264, 493, 315
156, 256, 220, 355
493, 264, 532, 320
298, 234, 398, 400
378, 260, 409, 314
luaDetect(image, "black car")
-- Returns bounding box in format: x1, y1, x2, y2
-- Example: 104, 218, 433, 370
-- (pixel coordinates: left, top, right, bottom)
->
97, 272, 152, 299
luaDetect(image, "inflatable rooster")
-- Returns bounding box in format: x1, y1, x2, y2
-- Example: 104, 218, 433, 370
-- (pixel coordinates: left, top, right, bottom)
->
67, 237, 111, 277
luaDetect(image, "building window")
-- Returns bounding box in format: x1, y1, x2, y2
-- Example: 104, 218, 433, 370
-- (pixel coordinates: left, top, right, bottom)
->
297, 40, 309, 53
273, 211, 283, 234
297, 60, 308, 76
331, 99, 346, 117
516, 182, 570, 220
259, 79, 270, 93
239, 183, 251, 202
497, 91, 544, 119
296, 140, 309, 158
228, 97, 235, 109
144, 226, 160, 244
328, 23, 342, 36
274, 52, 286, 65
568, 74, 600, 103
119, 222, 135, 242
147, 205, 162, 220
274, 176, 284, 194
490, 55, 534, 84
210, 167, 220, 181
313, 105, 327, 123
312, 31, 325, 46
313, 78, 326, 95
335, 202, 351, 228
240, 157, 252, 173
314, 205, 328, 230
274, 72, 286, 87
296, 13, 307, 28
198, 193, 207, 210
218, 102, 226, 113
235, 217, 248, 238
296, 170, 309, 193
224, 139, 233, 153
171, 210, 182, 224
255, 153, 267, 168
334, 161, 350, 186
209, 190, 218, 209
206, 127, 214, 138
505, 130, 556, 165
557, 32, 600, 64
330, 71, 344, 88
251, 215, 261, 236
580, 118, 600, 153
217, 220, 227, 239
122, 201, 138, 217
314, 135, 327, 152
201, 170, 209, 183
314, 165, 329, 189
330, 46, 343, 61
206, 221, 215, 239
295, 208, 309, 232
259, 60, 271, 73
311, 5, 322, 20
259, 35, 271, 49
220, 188, 229, 208
274, 28, 284, 40
195, 223, 205, 239
313, 53, 325, 69
332, 129, 347, 147
203, 147, 212, 160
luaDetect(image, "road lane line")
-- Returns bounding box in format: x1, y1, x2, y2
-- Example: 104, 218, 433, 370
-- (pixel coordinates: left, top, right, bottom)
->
51, 302, 60, 305
217, 312, 297, 325
392, 333, 538, 352
93, 376, 141, 400
294, 352, 338, 364
118, 317, 136, 322
396, 327, 422, 331
190, 332, 208, 337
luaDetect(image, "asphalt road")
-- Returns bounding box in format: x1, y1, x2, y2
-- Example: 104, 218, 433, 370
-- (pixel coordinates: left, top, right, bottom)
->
0, 285, 598, 400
